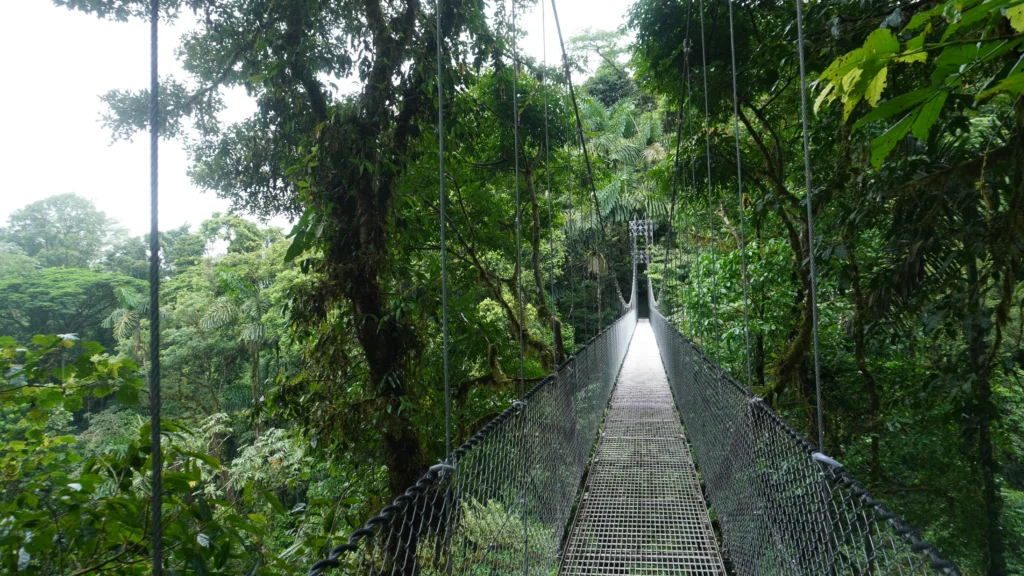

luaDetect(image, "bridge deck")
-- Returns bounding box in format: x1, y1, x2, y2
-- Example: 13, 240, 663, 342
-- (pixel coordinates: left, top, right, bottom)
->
560, 320, 726, 575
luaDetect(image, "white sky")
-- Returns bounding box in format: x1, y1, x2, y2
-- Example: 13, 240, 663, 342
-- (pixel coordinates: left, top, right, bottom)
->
0, 0, 630, 236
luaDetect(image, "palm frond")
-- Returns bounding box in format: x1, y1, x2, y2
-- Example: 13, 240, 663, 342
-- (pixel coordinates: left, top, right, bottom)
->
202, 298, 240, 330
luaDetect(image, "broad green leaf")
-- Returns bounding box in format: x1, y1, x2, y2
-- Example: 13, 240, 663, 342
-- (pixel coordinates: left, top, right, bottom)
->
932, 43, 980, 83
261, 489, 287, 515
63, 395, 83, 413
853, 87, 934, 131
866, 67, 889, 107
182, 450, 222, 470
814, 81, 836, 116
864, 28, 900, 58
903, 5, 944, 31
912, 91, 949, 141
1009, 3, 1024, 31
283, 229, 307, 263
976, 71, 1024, 99
115, 384, 140, 406
820, 48, 866, 83
943, 0, 1005, 41
16, 492, 40, 509
842, 67, 864, 92
897, 32, 928, 64
871, 111, 917, 168
844, 93, 864, 121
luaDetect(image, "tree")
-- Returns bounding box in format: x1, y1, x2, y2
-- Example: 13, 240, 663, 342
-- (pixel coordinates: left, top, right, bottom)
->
0, 336, 286, 574
0, 242, 37, 280
627, 0, 1024, 571
62, 0, 502, 501
570, 28, 635, 106
202, 270, 271, 431
1, 193, 115, 269
0, 268, 143, 345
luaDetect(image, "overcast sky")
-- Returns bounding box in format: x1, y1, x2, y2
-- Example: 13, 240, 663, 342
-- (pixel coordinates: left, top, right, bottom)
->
0, 0, 630, 236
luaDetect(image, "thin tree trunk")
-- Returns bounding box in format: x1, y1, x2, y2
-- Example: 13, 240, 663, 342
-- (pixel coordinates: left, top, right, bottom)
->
525, 157, 566, 366
966, 256, 1006, 576
848, 247, 880, 483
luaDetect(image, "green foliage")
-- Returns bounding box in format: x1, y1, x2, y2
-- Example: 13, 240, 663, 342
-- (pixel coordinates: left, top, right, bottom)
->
0, 193, 115, 269
632, 0, 1024, 572
0, 242, 38, 280
817, 0, 1024, 167
0, 268, 145, 346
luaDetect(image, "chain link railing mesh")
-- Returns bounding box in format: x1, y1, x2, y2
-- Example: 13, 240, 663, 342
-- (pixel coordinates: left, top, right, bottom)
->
649, 281, 960, 576
309, 273, 638, 576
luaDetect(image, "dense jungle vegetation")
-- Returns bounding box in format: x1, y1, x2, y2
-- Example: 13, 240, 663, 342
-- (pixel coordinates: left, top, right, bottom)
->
2, 0, 1023, 573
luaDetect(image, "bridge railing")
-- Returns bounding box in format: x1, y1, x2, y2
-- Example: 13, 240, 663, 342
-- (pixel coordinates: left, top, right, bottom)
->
309, 274, 638, 575
649, 283, 959, 576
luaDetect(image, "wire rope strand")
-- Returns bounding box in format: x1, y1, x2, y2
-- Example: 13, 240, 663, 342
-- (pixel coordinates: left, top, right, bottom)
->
148, 1, 162, 574
794, 0, 826, 450
683, 0, 702, 343
436, 0, 452, 455
727, 0, 753, 391
508, 3, 529, 572
675, 74, 690, 322
567, 91, 576, 344
660, 74, 685, 304
696, 0, 720, 358
551, 0, 605, 241
510, 0, 525, 396
543, 2, 557, 363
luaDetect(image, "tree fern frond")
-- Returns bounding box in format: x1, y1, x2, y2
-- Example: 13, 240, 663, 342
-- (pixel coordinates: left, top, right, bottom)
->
202, 299, 240, 330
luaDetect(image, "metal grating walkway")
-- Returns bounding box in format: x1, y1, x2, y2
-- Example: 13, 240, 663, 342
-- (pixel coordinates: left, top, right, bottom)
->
560, 320, 726, 575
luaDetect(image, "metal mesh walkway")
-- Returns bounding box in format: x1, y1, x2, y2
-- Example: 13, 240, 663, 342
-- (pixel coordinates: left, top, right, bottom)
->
560, 319, 726, 576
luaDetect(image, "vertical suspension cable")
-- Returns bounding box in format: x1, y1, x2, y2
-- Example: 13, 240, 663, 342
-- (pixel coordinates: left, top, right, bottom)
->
727, 0, 753, 390
148, 0, 162, 574
511, 0, 525, 396
659, 76, 685, 304
551, 0, 606, 242
509, 3, 529, 573
543, 3, 557, 362
566, 92, 577, 342
436, 0, 452, 455
674, 73, 690, 322
794, 0, 826, 450
682, 0, 703, 343
696, 0, 720, 357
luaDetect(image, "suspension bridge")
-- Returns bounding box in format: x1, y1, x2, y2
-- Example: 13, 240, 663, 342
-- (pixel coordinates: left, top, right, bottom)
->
305, 269, 959, 575
133, 0, 969, 570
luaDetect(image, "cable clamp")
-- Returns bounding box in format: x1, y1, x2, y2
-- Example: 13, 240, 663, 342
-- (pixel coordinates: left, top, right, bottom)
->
512, 400, 526, 410
430, 463, 456, 474
811, 452, 842, 468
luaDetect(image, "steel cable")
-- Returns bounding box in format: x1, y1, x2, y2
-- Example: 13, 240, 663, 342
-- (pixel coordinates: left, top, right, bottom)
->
511, 0, 525, 396
147, 1, 163, 574
794, 0, 826, 450
543, 3, 557, 362
437, 0, 452, 455
727, 0, 753, 391
648, 293, 959, 576
696, 0, 720, 356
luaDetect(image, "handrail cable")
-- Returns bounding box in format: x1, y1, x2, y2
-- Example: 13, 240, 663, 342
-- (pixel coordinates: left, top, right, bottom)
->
147, 0, 163, 574
727, 0, 753, 390
794, 0, 826, 450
